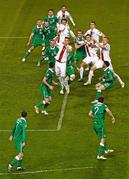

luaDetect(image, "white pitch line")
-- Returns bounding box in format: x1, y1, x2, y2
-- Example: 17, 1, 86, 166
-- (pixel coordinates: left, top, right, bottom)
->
57, 93, 68, 131
0, 166, 95, 176
0, 36, 27, 39
0, 129, 58, 132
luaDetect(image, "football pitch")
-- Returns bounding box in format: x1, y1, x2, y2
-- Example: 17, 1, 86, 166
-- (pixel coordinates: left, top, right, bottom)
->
0, 0, 129, 178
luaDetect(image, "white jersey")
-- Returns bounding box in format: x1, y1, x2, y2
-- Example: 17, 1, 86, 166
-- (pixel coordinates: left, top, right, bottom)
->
57, 23, 75, 43
100, 43, 111, 62
57, 10, 75, 26
55, 43, 72, 63
85, 41, 98, 57
85, 28, 103, 42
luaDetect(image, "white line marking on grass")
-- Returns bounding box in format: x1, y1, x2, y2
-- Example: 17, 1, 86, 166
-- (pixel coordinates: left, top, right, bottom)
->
0, 129, 58, 132
0, 93, 68, 132
0, 36, 27, 39
57, 93, 68, 131
0, 166, 95, 176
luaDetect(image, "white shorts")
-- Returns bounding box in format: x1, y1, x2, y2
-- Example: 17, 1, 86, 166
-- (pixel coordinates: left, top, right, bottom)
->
94, 60, 104, 69
55, 61, 66, 77
83, 56, 98, 65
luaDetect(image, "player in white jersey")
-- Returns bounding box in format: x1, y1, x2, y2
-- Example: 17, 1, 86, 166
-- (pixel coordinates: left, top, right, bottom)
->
84, 21, 105, 42
79, 34, 99, 81
55, 37, 72, 94
57, 18, 75, 43
84, 37, 125, 88
57, 5, 75, 26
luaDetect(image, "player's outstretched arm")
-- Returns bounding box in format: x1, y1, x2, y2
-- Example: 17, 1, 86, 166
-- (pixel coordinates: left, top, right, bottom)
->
106, 108, 115, 124
68, 12, 75, 26
42, 77, 54, 90
27, 33, 34, 46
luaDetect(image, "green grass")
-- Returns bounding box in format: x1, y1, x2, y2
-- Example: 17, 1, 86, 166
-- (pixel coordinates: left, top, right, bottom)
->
0, 0, 129, 178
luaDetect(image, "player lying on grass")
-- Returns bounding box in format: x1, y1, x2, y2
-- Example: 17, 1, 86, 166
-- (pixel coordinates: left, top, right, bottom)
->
55, 37, 72, 95
91, 61, 116, 104
8, 111, 27, 172
43, 9, 59, 29
57, 18, 75, 44
34, 62, 58, 115
57, 5, 75, 26
37, 39, 59, 67
22, 20, 44, 62
89, 96, 115, 160
79, 34, 99, 82
74, 30, 86, 80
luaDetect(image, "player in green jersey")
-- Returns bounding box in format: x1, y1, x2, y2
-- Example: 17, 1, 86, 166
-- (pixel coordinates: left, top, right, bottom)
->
37, 39, 59, 67
74, 30, 86, 62
22, 20, 45, 62
92, 61, 116, 104
66, 51, 79, 82
43, 9, 59, 29
8, 111, 27, 172
89, 97, 115, 160
34, 62, 58, 115
43, 21, 57, 48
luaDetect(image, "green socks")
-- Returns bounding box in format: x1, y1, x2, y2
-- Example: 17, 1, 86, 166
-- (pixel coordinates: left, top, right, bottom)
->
23, 50, 31, 59
11, 156, 22, 167
98, 144, 105, 156
36, 100, 45, 108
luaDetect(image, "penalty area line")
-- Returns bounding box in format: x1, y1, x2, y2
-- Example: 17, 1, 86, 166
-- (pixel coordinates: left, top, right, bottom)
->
57, 93, 68, 131
0, 36, 27, 39
0, 166, 95, 176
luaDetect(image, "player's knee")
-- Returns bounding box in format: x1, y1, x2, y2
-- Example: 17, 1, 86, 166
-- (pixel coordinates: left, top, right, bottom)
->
70, 74, 75, 81
18, 153, 24, 158
45, 99, 50, 104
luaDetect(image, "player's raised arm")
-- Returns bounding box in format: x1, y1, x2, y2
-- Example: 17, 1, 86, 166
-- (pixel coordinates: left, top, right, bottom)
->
67, 12, 75, 26
105, 107, 115, 124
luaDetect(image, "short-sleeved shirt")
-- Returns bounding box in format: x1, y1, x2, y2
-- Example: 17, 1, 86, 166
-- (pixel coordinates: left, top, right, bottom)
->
85, 28, 103, 42
43, 68, 54, 86
43, 16, 59, 28
44, 46, 59, 63
74, 37, 86, 52
91, 102, 107, 125
11, 117, 27, 143
103, 67, 115, 83
43, 26, 57, 41
32, 25, 44, 41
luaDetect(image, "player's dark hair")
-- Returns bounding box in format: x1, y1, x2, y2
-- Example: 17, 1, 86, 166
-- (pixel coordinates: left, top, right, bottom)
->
61, 5, 67, 8
90, 21, 96, 25
98, 97, 104, 103
78, 30, 83, 34
48, 9, 54, 12
65, 37, 70, 40
50, 39, 55, 42
61, 18, 67, 22
86, 34, 91, 37
21, 111, 27, 118
104, 61, 110, 67
49, 62, 55, 68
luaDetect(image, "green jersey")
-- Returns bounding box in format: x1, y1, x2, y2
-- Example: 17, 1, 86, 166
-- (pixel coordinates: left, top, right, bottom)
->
102, 67, 115, 83
43, 45, 59, 63
11, 117, 27, 143
43, 68, 54, 86
75, 37, 86, 52
43, 16, 59, 28
32, 25, 44, 41
43, 26, 57, 42
67, 52, 77, 69
91, 102, 107, 125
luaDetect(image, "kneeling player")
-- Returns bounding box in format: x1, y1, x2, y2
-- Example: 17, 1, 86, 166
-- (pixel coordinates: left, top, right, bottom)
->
34, 62, 58, 115
89, 97, 115, 160
91, 61, 116, 104
8, 112, 27, 172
